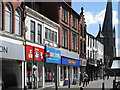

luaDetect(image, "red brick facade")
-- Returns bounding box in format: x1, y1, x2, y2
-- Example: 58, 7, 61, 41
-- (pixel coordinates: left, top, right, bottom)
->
2, 0, 23, 36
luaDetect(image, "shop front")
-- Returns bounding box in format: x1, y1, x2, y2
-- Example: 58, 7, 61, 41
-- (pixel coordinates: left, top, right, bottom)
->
0, 38, 25, 90
60, 57, 80, 86
45, 46, 61, 87
25, 44, 44, 89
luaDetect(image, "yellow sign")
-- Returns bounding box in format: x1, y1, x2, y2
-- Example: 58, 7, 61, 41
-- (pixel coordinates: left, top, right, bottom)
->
68, 60, 76, 65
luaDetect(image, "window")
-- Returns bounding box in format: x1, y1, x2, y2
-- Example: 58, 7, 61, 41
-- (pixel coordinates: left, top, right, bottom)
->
72, 16, 76, 28
0, 2, 2, 30
48, 29, 51, 41
90, 38, 92, 48
88, 35, 89, 47
51, 31, 54, 41
30, 21, 35, 42
88, 50, 89, 58
62, 28, 68, 48
54, 32, 57, 43
62, 8, 68, 23
45, 28, 48, 39
37, 24, 42, 44
60, 66, 63, 81
80, 40, 82, 55
5, 3, 12, 32
72, 33, 76, 51
15, 8, 21, 35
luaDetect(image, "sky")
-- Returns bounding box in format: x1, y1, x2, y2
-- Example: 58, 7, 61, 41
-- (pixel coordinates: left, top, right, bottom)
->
72, 1, 120, 57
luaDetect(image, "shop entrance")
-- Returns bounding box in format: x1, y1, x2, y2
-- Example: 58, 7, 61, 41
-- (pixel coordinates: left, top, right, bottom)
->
27, 61, 43, 89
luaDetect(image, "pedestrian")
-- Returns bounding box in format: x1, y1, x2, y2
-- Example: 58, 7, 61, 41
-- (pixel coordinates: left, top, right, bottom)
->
79, 72, 83, 85
83, 72, 88, 87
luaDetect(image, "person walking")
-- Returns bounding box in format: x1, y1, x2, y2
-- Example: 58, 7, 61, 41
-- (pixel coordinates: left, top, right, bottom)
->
83, 72, 88, 87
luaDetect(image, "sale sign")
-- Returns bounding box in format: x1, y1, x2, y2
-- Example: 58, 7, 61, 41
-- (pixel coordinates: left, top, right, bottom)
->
34, 47, 44, 61
26, 45, 33, 60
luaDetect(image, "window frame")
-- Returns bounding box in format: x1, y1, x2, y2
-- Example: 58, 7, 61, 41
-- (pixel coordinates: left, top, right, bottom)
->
30, 20, 35, 42
72, 15, 77, 29
15, 8, 21, 35
5, 3, 12, 33
37, 24, 42, 44
62, 8, 68, 23
72, 33, 76, 51
62, 28, 68, 48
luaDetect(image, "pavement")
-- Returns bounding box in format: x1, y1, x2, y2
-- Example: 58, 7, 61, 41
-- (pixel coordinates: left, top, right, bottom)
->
28, 77, 116, 90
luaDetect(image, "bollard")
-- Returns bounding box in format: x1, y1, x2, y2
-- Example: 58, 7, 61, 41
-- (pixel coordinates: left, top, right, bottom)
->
68, 79, 70, 88
80, 87, 83, 90
102, 82, 104, 90
113, 80, 115, 89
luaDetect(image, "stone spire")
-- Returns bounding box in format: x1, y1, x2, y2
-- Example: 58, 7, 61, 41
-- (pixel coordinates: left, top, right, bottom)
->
102, 0, 112, 32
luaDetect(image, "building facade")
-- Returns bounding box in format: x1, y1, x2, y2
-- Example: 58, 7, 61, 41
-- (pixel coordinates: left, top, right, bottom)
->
24, 6, 60, 89
86, 33, 104, 81
25, 1, 87, 86
0, 1, 25, 89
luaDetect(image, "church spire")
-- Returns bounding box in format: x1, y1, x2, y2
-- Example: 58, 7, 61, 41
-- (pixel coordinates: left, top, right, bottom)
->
102, 0, 112, 32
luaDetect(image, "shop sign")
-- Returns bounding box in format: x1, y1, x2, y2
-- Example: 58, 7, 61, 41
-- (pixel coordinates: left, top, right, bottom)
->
82, 59, 87, 66
0, 40, 25, 60
46, 46, 61, 64
62, 58, 80, 66
34, 47, 44, 61
26, 45, 44, 61
26, 45, 33, 60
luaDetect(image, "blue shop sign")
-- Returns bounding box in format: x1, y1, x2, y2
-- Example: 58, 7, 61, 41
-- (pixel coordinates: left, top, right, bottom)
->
46, 46, 61, 64
62, 58, 80, 66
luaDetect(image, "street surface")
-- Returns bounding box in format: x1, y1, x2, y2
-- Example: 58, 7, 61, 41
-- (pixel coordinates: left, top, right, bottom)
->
41, 77, 115, 90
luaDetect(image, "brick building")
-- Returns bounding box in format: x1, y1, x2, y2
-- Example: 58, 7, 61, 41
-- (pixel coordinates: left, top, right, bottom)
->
24, 1, 86, 86
0, 0, 25, 89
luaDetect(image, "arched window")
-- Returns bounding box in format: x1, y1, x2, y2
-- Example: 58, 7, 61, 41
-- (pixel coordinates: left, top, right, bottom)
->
15, 8, 21, 35
0, 1, 2, 30
5, 3, 12, 32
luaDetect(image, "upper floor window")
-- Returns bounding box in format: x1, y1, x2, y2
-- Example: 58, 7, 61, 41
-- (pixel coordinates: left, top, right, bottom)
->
5, 3, 12, 33
0, 2, 2, 30
62, 28, 67, 48
30, 21, 35, 42
62, 8, 68, 23
37, 24, 42, 44
88, 35, 89, 47
72, 16, 76, 28
45, 27, 57, 43
72, 33, 76, 51
15, 8, 21, 35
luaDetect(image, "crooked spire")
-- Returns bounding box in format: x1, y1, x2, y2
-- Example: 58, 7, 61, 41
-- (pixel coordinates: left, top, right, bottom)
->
102, 0, 112, 32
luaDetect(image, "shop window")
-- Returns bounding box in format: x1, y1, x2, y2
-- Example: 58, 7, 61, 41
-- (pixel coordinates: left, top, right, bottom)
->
30, 21, 35, 42
15, 8, 21, 35
45, 67, 55, 82
0, 2, 2, 30
5, 3, 12, 33
62, 28, 68, 48
72, 33, 76, 51
64, 66, 66, 80
37, 24, 42, 44
72, 15, 76, 29
62, 8, 68, 23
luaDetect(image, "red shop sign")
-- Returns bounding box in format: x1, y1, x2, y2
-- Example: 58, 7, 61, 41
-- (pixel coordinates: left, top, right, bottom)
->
34, 47, 44, 61
26, 45, 33, 60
